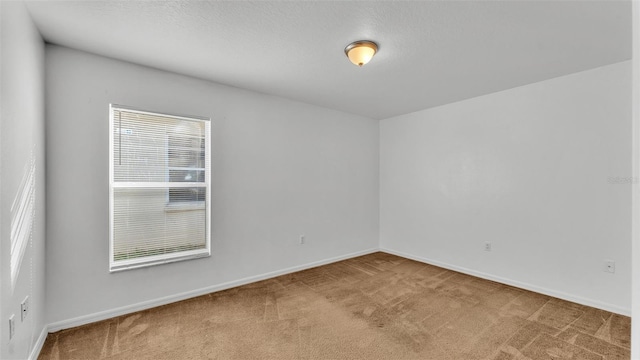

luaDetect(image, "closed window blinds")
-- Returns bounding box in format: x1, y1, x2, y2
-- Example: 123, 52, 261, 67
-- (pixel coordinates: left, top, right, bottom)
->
109, 105, 211, 272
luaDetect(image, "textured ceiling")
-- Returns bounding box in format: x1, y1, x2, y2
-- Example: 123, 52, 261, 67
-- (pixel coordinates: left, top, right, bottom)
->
25, 1, 631, 120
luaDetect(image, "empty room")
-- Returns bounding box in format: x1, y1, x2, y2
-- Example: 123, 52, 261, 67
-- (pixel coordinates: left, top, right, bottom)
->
1, 0, 639, 359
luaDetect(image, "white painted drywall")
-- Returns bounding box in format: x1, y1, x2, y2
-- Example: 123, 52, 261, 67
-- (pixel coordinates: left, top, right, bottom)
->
380, 61, 632, 314
631, 0, 640, 357
45, 45, 379, 325
0, 1, 47, 358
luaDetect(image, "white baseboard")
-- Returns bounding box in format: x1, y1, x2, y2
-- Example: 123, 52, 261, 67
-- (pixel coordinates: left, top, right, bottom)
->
35, 246, 629, 359
380, 247, 630, 316
28, 325, 49, 360
47, 248, 379, 332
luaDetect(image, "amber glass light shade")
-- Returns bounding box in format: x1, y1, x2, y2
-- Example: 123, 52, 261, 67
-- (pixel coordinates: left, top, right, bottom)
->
344, 41, 378, 67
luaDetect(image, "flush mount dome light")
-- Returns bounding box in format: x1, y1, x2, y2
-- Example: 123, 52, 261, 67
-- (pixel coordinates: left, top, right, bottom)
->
344, 40, 378, 67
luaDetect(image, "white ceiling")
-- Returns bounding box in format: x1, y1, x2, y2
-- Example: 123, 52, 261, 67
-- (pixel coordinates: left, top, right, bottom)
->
25, 0, 631, 120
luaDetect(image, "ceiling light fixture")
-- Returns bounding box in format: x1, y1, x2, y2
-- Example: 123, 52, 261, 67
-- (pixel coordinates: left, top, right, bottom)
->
344, 40, 378, 67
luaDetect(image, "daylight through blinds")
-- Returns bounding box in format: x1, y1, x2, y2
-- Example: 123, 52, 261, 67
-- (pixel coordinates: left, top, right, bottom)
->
110, 106, 211, 271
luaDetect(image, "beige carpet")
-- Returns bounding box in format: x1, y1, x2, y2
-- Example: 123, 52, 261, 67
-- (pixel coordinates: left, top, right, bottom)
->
38, 252, 630, 359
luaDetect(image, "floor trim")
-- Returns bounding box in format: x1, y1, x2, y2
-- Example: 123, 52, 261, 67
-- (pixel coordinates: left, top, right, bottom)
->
47, 248, 379, 332
28, 325, 49, 360
36, 247, 630, 359
380, 247, 630, 316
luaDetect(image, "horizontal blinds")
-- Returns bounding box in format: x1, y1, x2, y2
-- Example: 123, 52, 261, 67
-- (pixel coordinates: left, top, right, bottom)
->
113, 110, 206, 182
113, 188, 206, 260
110, 107, 210, 269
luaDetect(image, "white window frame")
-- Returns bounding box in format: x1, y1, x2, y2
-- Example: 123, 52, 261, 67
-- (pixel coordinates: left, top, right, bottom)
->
109, 104, 211, 272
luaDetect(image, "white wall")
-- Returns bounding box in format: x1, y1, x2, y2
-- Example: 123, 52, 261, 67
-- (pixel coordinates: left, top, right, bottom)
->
45, 45, 379, 326
631, 0, 640, 357
0, 1, 47, 358
380, 61, 632, 315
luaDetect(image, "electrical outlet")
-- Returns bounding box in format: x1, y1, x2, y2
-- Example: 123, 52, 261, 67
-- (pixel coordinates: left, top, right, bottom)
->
299, 235, 305, 245
604, 260, 616, 274
484, 242, 492, 251
8, 315, 15, 340
21, 296, 29, 322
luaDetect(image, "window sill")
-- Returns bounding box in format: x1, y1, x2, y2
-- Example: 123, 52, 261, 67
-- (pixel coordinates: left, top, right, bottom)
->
110, 248, 211, 272
164, 201, 205, 212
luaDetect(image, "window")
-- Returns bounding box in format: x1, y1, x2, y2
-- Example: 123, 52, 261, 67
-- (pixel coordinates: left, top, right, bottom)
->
167, 133, 206, 204
109, 105, 211, 272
